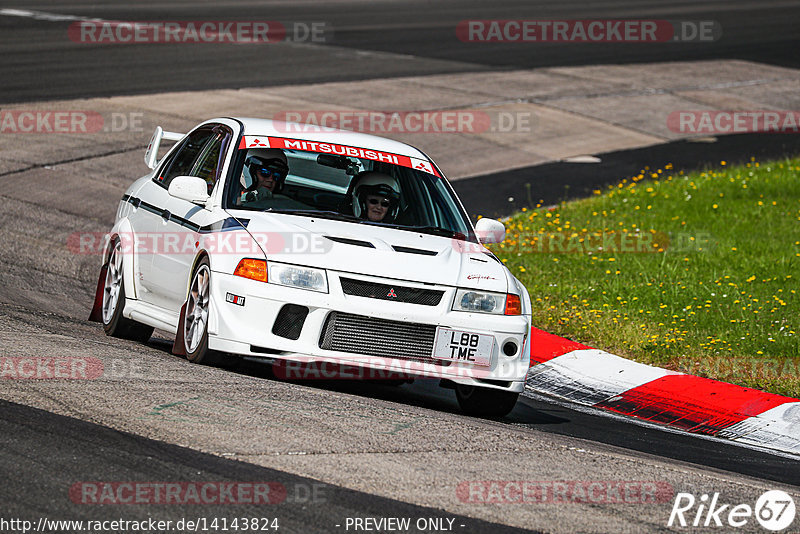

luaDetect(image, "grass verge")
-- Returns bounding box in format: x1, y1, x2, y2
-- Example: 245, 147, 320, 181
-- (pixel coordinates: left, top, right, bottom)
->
488, 157, 800, 398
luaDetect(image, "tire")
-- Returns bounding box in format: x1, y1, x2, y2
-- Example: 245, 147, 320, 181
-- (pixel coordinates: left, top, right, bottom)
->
102, 239, 154, 343
455, 384, 519, 418
183, 258, 221, 365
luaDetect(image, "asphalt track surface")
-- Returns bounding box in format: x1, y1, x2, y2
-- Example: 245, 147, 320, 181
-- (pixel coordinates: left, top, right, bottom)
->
1, 0, 800, 103
0, 150, 798, 530
2, 1, 800, 532
0, 400, 534, 533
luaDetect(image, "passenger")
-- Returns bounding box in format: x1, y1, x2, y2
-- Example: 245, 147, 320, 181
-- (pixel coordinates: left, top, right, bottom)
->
350, 172, 401, 223
364, 193, 392, 222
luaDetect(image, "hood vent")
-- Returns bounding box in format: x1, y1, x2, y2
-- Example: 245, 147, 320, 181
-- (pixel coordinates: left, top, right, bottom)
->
483, 251, 502, 263
392, 245, 438, 256
324, 236, 375, 248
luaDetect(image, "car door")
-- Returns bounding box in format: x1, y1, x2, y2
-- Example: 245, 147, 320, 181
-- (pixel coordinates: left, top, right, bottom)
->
136, 126, 218, 310
150, 125, 232, 312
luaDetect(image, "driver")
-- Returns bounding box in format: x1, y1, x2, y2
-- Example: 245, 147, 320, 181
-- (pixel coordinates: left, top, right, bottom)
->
239, 148, 289, 204
350, 172, 401, 223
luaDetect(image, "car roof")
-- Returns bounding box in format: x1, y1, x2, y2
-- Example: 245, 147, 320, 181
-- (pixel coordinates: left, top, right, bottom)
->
232, 117, 428, 159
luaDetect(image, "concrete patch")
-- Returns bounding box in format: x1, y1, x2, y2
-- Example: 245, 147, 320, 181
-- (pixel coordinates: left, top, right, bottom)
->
4, 59, 798, 183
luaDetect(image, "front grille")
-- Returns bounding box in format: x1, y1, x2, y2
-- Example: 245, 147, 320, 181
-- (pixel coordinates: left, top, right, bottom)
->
319, 312, 441, 363
272, 304, 309, 340
340, 278, 443, 306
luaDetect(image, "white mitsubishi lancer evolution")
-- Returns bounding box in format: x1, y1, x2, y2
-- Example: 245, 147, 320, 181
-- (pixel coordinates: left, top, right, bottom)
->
90, 117, 531, 417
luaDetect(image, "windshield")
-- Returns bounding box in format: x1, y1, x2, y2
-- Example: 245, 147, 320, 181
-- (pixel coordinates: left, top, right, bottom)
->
224, 139, 476, 240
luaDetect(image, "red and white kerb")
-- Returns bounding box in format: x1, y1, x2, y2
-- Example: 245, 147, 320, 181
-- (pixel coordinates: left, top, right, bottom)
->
239, 136, 439, 177
526, 328, 800, 455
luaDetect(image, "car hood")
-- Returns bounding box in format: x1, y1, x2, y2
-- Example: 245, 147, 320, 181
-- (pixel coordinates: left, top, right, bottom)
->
227, 210, 510, 292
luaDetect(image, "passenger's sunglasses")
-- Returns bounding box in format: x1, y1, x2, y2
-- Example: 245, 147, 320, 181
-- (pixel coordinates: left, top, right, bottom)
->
256, 167, 286, 181
368, 198, 391, 207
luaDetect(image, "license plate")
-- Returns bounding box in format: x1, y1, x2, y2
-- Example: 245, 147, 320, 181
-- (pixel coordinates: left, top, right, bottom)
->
432, 328, 493, 366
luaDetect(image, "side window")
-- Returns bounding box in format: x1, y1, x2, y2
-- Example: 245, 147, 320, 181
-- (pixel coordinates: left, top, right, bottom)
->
191, 130, 226, 194
154, 127, 216, 188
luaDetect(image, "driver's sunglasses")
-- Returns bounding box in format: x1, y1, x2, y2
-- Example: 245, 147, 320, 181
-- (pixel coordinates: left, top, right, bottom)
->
368, 198, 391, 207
256, 167, 286, 181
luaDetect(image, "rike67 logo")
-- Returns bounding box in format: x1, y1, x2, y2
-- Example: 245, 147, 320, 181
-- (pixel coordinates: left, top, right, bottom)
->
668, 490, 796, 531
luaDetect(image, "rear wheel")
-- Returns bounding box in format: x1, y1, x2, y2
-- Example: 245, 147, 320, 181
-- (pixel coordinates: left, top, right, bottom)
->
102, 239, 154, 342
183, 258, 221, 365
455, 384, 519, 418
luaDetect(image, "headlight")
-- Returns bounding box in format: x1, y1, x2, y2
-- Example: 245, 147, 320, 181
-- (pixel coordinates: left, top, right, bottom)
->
452, 289, 522, 315
452, 289, 506, 314
268, 262, 328, 293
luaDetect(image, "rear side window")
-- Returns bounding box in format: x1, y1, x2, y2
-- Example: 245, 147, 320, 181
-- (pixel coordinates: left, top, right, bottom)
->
154, 127, 216, 188
192, 132, 225, 193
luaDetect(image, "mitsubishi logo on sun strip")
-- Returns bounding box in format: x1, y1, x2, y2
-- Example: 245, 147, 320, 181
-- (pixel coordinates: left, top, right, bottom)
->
238, 135, 440, 176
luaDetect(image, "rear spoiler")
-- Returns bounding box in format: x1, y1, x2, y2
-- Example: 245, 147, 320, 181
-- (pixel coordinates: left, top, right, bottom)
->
144, 126, 185, 170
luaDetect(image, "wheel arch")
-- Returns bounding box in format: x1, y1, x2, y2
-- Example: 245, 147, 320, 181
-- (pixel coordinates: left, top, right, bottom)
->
173, 251, 217, 357
104, 218, 139, 301
186, 249, 211, 295
187, 250, 218, 336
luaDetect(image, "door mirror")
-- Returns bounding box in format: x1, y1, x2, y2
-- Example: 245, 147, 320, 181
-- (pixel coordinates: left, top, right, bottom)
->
475, 218, 506, 244
168, 175, 210, 205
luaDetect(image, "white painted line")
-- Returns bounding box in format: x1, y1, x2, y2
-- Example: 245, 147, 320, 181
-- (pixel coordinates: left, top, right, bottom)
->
0, 9, 264, 47
562, 155, 602, 163
0, 8, 99, 22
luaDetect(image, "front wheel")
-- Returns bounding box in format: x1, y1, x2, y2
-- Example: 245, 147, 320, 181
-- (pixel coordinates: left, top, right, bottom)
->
102, 239, 154, 342
183, 258, 221, 365
455, 384, 519, 418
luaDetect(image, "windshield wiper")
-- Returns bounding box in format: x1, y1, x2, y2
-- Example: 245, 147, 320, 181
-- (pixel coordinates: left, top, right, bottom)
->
269, 210, 362, 222
270, 212, 466, 239
410, 225, 456, 237
379, 224, 461, 238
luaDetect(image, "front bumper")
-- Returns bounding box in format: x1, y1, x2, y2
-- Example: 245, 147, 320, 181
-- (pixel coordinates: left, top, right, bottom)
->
207, 269, 531, 392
